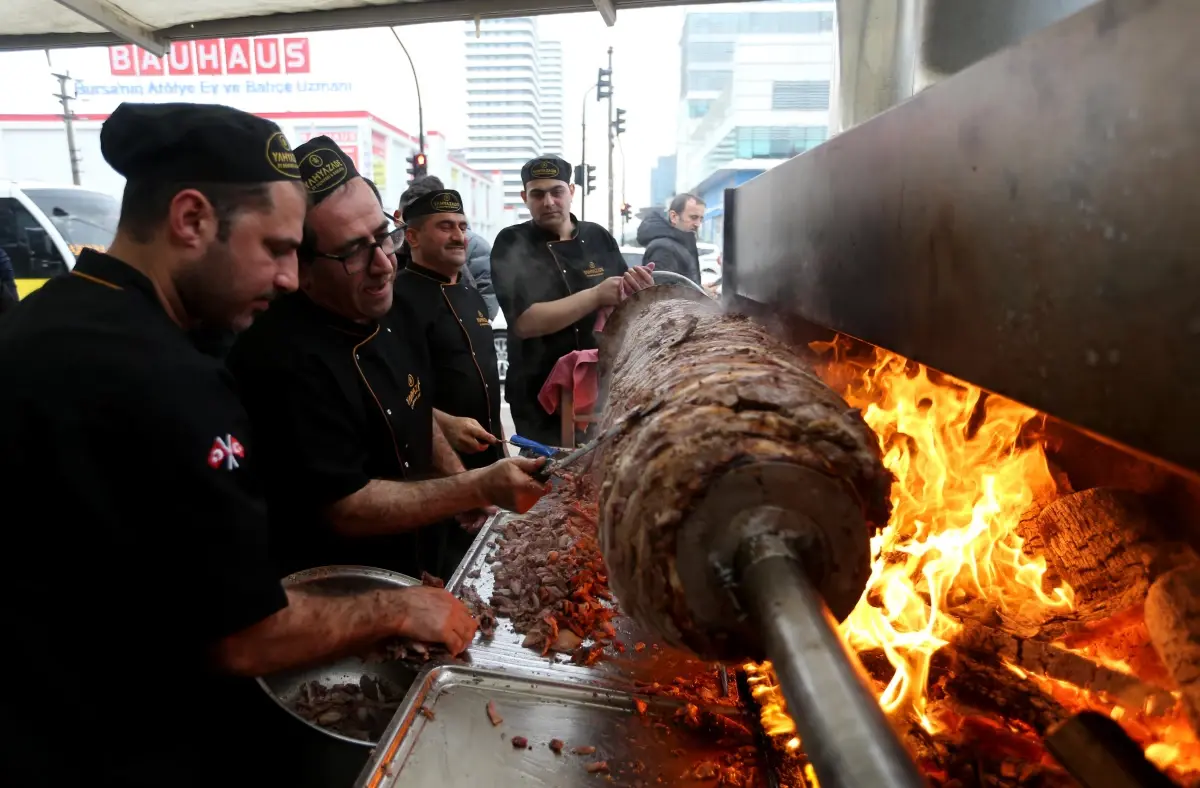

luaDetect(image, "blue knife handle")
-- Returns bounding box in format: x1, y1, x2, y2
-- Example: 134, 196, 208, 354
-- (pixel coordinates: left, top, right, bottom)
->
508, 435, 558, 458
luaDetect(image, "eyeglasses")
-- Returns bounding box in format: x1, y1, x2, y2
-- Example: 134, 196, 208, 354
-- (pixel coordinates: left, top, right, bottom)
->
316, 224, 406, 276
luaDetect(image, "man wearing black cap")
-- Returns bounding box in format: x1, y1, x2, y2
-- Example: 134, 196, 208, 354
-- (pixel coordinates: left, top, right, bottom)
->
0, 103, 479, 788
229, 136, 547, 581
392, 189, 504, 573
491, 156, 654, 445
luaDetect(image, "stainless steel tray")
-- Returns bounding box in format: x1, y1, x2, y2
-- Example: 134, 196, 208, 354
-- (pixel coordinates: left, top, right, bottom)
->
355, 664, 768, 788
448, 514, 733, 700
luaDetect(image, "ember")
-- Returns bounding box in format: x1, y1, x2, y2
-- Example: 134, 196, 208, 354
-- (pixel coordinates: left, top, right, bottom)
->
744, 342, 1200, 785
487, 474, 618, 660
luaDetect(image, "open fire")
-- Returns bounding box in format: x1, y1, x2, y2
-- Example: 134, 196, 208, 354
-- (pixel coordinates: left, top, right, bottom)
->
745, 342, 1200, 786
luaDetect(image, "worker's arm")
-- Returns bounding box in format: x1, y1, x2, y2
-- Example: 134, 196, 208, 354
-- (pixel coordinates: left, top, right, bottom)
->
326, 457, 548, 537
213, 586, 478, 674
432, 416, 467, 475
513, 286, 605, 338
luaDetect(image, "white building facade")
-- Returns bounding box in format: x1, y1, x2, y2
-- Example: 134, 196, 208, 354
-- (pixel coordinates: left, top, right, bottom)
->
462, 17, 565, 220
675, 1, 836, 244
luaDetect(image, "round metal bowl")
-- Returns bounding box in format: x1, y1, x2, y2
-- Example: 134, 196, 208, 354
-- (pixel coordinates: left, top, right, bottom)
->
257, 565, 424, 748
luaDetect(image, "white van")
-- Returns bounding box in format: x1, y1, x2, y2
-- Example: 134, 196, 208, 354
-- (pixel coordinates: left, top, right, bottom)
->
0, 182, 120, 298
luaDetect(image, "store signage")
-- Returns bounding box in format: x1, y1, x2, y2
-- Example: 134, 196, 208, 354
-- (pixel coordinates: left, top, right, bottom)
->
108, 37, 311, 77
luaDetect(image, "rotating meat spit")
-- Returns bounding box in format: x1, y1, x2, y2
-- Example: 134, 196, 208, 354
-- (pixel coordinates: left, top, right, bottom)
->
595, 286, 926, 788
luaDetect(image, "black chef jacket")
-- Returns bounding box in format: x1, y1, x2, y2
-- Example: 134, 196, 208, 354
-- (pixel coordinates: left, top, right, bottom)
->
490, 214, 627, 443
392, 262, 504, 471
392, 262, 504, 577
0, 251, 303, 787
227, 292, 435, 577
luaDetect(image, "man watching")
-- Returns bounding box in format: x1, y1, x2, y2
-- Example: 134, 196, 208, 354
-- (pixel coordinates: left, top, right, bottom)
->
228, 137, 547, 578
636, 192, 705, 285
396, 175, 498, 319
490, 156, 653, 445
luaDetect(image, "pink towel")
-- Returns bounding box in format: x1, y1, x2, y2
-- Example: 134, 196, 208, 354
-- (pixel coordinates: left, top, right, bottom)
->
538, 349, 599, 426
594, 262, 655, 332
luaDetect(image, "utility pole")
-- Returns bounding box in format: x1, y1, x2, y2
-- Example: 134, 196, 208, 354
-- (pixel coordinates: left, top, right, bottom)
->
580, 86, 590, 221
52, 72, 81, 186
605, 46, 615, 235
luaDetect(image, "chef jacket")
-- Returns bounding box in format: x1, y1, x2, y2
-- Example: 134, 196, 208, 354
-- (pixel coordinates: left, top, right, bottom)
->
490, 214, 627, 441
392, 262, 504, 472
227, 291, 435, 577
0, 250, 304, 787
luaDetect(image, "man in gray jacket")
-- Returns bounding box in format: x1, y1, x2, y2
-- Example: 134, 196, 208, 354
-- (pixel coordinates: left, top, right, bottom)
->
396, 176, 499, 318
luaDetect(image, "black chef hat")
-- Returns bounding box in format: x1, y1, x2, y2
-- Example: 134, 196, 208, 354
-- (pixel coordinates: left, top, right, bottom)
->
100, 102, 299, 184
294, 136, 361, 204
521, 156, 572, 186
402, 189, 465, 222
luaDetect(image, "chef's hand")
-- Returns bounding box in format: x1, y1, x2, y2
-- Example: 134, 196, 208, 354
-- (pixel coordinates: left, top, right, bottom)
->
456, 505, 499, 534
396, 586, 479, 656
442, 415, 497, 454
622, 265, 655, 293
594, 276, 625, 307
477, 457, 550, 513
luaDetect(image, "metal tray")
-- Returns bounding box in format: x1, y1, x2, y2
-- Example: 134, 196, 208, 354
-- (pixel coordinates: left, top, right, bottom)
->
356, 664, 768, 788
447, 514, 734, 700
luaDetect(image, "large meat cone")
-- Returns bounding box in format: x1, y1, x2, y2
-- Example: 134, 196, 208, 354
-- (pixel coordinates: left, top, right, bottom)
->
596, 287, 892, 662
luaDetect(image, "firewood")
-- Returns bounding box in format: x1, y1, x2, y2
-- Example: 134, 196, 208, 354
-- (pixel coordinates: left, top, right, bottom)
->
1034, 488, 1188, 621
1145, 564, 1200, 735
954, 622, 1176, 715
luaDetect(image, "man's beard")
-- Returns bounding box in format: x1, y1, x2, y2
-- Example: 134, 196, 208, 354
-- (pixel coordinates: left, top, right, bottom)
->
175, 241, 256, 333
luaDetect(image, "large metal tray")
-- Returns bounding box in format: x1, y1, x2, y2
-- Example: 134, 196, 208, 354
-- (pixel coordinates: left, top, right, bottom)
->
447, 514, 733, 700
356, 664, 768, 788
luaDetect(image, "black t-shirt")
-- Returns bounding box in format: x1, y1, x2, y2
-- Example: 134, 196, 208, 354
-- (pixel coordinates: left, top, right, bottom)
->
490, 215, 627, 437
392, 262, 504, 472
228, 292, 435, 577
0, 251, 296, 787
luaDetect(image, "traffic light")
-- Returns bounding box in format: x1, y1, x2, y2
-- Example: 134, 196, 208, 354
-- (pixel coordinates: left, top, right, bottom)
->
586, 164, 597, 195
573, 164, 586, 188
596, 67, 612, 101
612, 108, 627, 136
406, 152, 427, 182
621, 202, 632, 220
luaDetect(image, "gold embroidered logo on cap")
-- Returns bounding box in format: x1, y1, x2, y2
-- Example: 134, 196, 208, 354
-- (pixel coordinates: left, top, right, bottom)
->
302, 147, 348, 193
266, 132, 300, 178
431, 193, 462, 213
530, 159, 559, 179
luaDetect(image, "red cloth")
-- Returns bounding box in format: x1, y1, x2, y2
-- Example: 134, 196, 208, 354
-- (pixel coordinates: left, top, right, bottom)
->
538, 349, 599, 426
594, 262, 654, 332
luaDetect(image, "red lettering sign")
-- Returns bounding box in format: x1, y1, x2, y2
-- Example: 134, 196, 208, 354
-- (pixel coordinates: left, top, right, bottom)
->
137, 48, 165, 76
109, 45, 136, 76
195, 40, 222, 75
253, 38, 280, 74
107, 36, 311, 76
222, 38, 252, 75
167, 41, 195, 75
283, 38, 310, 74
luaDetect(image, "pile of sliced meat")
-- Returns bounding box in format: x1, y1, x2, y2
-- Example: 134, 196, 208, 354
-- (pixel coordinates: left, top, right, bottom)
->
487, 474, 617, 660
365, 571, 498, 663
290, 675, 405, 742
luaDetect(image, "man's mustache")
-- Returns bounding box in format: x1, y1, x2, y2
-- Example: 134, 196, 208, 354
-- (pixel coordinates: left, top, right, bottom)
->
445, 244, 466, 250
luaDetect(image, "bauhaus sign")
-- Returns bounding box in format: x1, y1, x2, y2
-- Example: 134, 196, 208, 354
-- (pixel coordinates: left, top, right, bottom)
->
109, 37, 311, 77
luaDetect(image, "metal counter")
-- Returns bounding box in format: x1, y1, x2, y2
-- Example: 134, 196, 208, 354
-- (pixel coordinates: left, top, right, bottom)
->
354, 513, 763, 788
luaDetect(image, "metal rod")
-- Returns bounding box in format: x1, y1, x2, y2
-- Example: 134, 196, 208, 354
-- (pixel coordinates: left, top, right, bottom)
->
736, 531, 926, 788
390, 28, 423, 154
605, 45, 614, 235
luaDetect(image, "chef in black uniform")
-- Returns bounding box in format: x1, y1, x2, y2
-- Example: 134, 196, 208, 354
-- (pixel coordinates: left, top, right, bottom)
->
0, 103, 478, 788
491, 156, 654, 445
392, 189, 504, 572
228, 137, 546, 579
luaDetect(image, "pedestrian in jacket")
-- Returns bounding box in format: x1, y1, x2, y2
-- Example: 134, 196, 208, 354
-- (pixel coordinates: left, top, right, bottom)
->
636, 193, 706, 285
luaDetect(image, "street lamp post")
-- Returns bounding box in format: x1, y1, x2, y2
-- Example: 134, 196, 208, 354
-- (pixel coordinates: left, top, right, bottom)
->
390, 28, 424, 155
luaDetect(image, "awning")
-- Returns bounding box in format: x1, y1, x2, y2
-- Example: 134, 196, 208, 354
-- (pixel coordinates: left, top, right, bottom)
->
0, 0, 734, 54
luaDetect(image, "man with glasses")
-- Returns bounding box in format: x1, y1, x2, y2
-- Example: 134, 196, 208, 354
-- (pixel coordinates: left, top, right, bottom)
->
228, 137, 547, 578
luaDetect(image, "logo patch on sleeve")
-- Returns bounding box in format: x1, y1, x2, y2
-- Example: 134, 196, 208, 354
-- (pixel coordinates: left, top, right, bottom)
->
208, 434, 246, 471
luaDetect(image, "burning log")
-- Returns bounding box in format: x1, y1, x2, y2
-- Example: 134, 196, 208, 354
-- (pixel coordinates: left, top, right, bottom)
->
596, 289, 893, 662
1035, 488, 1186, 621
1145, 564, 1200, 735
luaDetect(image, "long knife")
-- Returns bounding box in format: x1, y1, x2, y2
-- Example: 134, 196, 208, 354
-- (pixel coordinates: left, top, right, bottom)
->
532, 398, 665, 483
